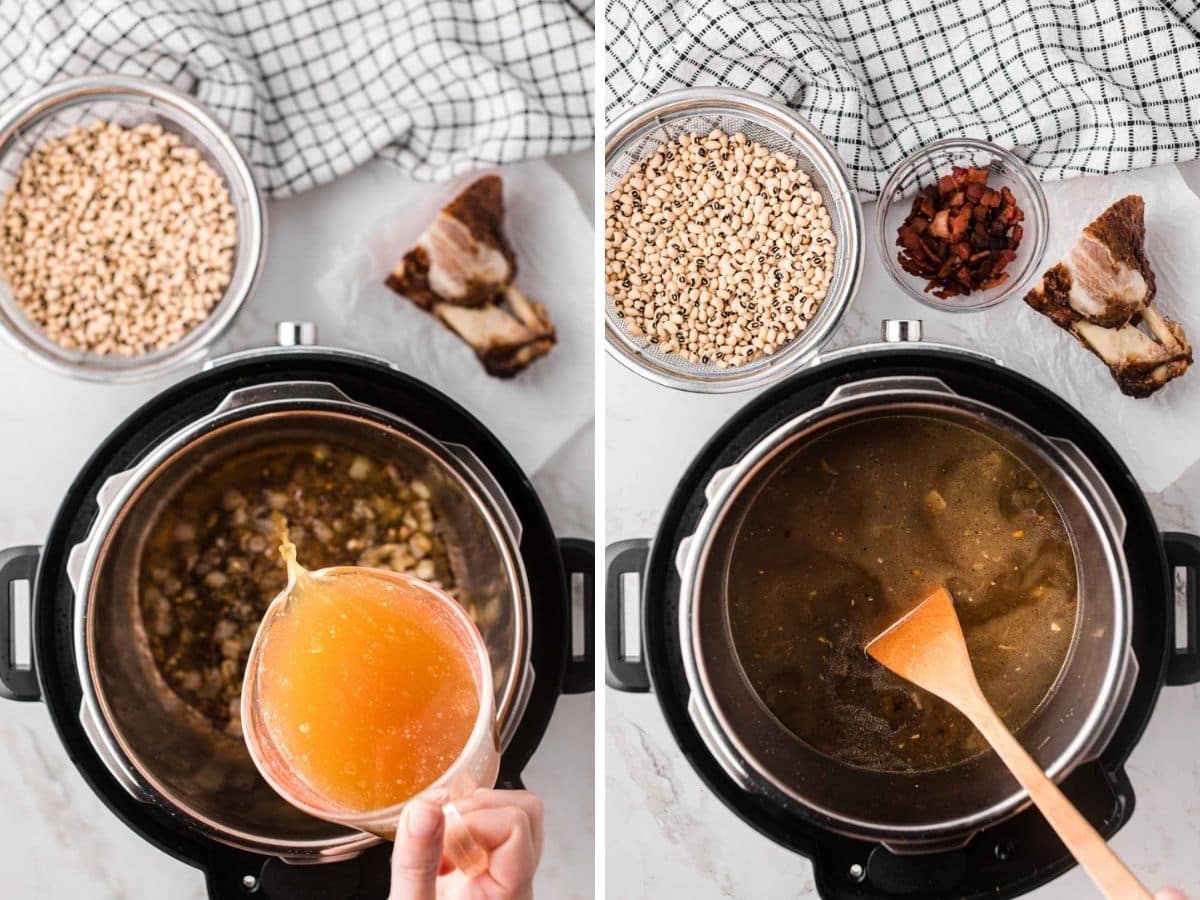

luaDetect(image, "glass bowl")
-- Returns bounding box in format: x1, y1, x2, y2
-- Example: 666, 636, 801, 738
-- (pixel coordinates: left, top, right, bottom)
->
0, 74, 266, 381
605, 88, 864, 393
875, 137, 1048, 313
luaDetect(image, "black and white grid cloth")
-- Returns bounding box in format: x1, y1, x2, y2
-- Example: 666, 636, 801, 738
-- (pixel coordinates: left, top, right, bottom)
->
0, 0, 594, 196
606, 0, 1200, 196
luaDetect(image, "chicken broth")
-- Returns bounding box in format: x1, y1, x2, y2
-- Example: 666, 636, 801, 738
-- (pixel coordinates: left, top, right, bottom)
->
727, 415, 1078, 773
253, 546, 480, 813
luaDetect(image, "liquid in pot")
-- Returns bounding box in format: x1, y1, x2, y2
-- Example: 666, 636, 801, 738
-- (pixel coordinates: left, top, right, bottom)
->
138, 441, 458, 738
727, 415, 1078, 772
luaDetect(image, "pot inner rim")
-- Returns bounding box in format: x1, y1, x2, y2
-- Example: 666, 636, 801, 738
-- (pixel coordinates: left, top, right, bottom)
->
77, 404, 529, 854
685, 394, 1130, 845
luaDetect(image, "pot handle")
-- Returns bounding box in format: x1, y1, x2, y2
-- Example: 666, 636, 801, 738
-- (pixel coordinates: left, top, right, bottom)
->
1163, 532, 1200, 686
558, 538, 594, 695
605, 540, 651, 692
0, 546, 40, 702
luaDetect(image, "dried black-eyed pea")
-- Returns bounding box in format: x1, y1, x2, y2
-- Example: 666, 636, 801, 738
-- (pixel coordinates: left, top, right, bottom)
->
606, 128, 836, 365
0, 120, 237, 356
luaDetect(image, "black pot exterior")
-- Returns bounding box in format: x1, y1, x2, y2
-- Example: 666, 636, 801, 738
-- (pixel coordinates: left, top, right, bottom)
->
614, 345, 1195, 900
9, 350, 593, 900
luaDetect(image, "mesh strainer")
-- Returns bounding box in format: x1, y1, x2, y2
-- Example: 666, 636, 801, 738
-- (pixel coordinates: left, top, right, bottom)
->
604, 88, 863, 393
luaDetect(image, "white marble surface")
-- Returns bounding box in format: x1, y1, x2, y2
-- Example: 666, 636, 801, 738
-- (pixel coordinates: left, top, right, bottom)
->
0, 151, 594, 899
606, 163, 1200, 898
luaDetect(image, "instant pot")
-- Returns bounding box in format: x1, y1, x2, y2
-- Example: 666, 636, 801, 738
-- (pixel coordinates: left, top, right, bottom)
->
0, 325, 594, 899
607, 321, 1198, 900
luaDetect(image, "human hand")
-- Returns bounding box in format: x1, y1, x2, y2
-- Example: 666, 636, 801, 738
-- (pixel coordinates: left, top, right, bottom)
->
1155, 889, 1188, 900
389, 789, 544, 900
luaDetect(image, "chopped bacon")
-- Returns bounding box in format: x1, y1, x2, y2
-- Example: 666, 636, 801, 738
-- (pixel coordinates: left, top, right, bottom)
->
896, 166, 1024, 299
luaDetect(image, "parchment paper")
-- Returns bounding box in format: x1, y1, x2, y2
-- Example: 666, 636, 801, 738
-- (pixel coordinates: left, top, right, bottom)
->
315, 160, 593, 475
908, 166, 1200, 494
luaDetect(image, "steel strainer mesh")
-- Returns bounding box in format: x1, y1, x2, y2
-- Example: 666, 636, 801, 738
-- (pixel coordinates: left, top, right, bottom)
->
604, 90, 863, 393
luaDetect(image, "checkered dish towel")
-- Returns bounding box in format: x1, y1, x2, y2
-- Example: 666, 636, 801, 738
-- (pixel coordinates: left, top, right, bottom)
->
606, 0, 1200, 197
0, 0, 593, 196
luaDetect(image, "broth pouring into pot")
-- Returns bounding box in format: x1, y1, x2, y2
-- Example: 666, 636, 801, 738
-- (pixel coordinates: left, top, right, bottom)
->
727, 415, 1079, 773
248, 532, 483, 814
239, 525, 500, 869
137, 440, 460, 740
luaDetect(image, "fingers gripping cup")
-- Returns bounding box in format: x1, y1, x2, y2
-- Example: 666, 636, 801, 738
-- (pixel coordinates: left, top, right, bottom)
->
241, 541, 500, 876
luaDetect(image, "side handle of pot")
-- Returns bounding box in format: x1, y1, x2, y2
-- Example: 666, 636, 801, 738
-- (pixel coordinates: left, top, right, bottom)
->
0, 546, 40, 702
1163, 532, 1200, 686
558, 538, 595, 695
605, 540, 651, 692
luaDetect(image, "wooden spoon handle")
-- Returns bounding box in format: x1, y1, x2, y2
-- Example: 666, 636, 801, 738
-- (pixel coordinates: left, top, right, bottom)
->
967, 700, 1152, 900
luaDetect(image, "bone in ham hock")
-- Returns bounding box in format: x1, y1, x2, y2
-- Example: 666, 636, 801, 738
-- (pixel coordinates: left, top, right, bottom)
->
385, 175, 555, 378
1024, 195, 1192, 398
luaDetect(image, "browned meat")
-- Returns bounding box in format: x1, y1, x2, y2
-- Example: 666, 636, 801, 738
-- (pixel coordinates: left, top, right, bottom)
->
1073, 308, 1192, 398
1025, 195, 1154, 328
435, 286, 556, 378
1023, 195, 1190, 397
384, 175, 554, 376
386, 175, 516, 310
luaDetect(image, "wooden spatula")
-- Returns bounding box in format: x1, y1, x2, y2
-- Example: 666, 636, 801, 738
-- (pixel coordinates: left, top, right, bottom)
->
866, 585, 1151, 900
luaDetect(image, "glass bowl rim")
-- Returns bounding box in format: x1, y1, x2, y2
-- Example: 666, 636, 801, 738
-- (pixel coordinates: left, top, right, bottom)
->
0, 73, 267, 381
603, 87, 864, 392
873, 136, 1049, 314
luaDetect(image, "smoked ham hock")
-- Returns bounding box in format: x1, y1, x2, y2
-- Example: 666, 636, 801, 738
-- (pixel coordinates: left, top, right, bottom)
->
1024, 195, 1191, 397
386, 175, 555, 377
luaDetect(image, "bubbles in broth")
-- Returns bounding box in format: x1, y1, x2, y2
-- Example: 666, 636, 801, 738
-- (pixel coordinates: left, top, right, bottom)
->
727, 415, 1078, 773
252, 535, 480, 813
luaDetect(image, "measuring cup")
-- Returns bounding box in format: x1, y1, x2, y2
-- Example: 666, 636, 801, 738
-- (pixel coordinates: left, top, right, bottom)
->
241, 565, 501, 876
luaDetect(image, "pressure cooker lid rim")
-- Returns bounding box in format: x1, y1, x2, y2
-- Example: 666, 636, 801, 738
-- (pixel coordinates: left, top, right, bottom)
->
202, 341, 402, 375
676, 382, 1132, 842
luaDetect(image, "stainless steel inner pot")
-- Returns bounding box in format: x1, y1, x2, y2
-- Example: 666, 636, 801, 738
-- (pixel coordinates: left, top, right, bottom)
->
67, 381, 532, 860
678, 375, 1136, 852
